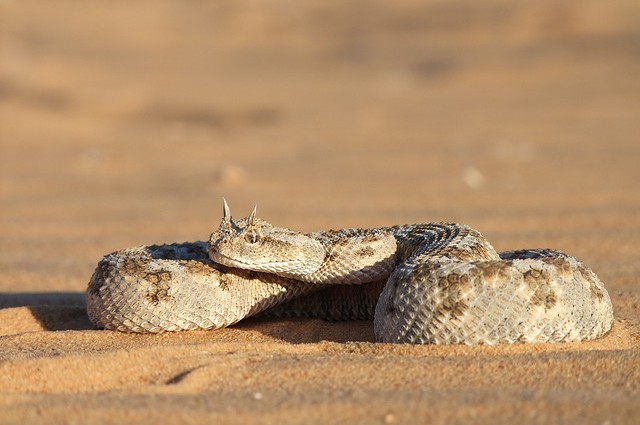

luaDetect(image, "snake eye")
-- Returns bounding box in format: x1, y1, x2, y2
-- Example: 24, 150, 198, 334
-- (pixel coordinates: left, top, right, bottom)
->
244, 231, 259, 244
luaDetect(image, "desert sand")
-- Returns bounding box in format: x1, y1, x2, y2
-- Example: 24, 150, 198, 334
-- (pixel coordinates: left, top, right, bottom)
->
1, 1, 639, 423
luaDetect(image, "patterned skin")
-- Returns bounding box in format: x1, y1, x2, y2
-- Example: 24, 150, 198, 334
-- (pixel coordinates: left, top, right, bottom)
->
86, 200, 614, 345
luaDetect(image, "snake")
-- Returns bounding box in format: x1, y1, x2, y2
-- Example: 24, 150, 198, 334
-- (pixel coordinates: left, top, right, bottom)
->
86, 200, 614, 344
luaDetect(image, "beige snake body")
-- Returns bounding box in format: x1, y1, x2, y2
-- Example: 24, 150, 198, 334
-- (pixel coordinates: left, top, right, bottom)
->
87, 205, 614, 345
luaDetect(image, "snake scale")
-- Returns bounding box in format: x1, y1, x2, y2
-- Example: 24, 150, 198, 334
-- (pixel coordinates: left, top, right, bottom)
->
86, 200, 614, 345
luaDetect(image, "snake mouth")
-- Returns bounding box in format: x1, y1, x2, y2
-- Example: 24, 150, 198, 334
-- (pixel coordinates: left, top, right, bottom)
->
209, 252, 254, 270
209, 251, 301, 274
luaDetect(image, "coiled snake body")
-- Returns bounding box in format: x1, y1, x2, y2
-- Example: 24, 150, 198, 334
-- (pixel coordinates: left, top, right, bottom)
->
87, 202, 613, 344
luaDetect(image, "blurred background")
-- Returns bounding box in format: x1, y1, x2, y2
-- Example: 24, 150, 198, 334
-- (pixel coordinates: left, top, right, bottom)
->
1, 0, 639, 308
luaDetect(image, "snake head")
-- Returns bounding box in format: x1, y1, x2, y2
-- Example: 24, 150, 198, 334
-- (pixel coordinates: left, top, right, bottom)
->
208, 200, 325, 276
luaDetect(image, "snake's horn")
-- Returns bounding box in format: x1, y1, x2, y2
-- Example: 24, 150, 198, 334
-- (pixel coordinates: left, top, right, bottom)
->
222, 198, 231, 222
248, 205, 257, 225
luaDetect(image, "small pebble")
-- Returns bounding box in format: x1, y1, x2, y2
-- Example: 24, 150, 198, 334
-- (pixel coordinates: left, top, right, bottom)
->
463, 166, 485, 189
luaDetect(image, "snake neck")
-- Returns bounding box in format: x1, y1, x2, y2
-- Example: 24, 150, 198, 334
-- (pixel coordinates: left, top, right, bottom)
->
208, 212, 399, 284
300, 223, 500, 284
208, 213, 500, 286
387, 223, 501, 267
296, 228, 398, 284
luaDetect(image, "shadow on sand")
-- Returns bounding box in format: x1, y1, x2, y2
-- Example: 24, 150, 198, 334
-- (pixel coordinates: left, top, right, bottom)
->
0, 292, 94, 331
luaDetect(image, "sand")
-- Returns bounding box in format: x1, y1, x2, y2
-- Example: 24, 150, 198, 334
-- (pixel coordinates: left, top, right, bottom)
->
1, 0, 639, 423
